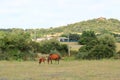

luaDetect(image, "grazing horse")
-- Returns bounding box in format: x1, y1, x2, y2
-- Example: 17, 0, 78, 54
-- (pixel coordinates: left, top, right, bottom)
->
39, 57, 46, 64
47, 53, 61, 64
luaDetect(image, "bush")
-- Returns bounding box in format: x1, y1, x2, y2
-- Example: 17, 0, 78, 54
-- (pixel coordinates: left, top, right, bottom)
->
89, 44, 115, 59
77, 33, 116, 60
0, 31, 38, 61
39, 39, 68, 55
78, 30, 97, 45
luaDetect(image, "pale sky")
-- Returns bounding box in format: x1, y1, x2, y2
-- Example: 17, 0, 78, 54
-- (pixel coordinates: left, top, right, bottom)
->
0, 0, 120, 29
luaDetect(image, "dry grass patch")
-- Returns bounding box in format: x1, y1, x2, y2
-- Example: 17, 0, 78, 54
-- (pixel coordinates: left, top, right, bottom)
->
0, 60, 120, 80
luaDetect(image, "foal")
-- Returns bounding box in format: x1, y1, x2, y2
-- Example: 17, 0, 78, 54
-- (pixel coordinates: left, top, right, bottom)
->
39, 57, 46, 64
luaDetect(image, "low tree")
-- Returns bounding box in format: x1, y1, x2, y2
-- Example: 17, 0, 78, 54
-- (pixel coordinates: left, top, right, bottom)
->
76, 33, 116, 59
39, 39, 68, 56
78, 30, 97, 45
0, 31, 38, 60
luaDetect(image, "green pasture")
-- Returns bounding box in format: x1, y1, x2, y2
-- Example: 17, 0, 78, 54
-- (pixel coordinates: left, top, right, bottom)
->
0, 60, 120, 80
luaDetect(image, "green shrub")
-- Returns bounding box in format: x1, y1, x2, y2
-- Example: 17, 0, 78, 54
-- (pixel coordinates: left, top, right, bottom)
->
78, 30, 97, 45
77, 34, 116, 60
89, 44, 115, 59
39, 39, 68, 55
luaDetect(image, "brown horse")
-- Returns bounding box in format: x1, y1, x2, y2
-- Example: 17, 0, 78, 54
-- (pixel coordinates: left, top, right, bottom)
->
47, 53, 61, 64
39, 57, 46, 64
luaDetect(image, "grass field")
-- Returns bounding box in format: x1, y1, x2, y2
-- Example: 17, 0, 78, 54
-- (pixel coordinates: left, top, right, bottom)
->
0, 60, 120, 80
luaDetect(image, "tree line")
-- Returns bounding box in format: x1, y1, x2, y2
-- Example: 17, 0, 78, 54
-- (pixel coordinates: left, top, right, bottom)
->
76, 31, 118, 59
0, 30, 68, 61
0, 29, 120, 61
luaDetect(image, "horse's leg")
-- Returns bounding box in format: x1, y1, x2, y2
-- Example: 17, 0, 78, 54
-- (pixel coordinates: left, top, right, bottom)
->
56, 60, 58, 64
39, 60, 41, 64
48, 59, 49, 64
43, 61, 45, 64
51, 60, 52, 64
58, 59, 59, 64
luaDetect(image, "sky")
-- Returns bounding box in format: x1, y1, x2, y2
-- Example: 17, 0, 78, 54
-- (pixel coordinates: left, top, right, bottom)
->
0, 0, 120, 29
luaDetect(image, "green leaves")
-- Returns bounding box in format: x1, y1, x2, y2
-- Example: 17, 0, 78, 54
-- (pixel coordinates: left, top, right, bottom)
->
77, 33, 116, 60
0, 31, 37, 60
39, 39, 68, 55
78, 30, 97, 45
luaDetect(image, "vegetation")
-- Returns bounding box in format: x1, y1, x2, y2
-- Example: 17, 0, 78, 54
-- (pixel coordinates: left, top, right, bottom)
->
76, 33, 116, 59
1, 17, 120, 38
45, 18, 120, 35
0, 31, 68, 60
0, 30, 39, 60
78, 30, 97, 45
0, 17, 120, 60
39, 39, 68, 56
0, 60, 120, 80
0, 17, 120, 79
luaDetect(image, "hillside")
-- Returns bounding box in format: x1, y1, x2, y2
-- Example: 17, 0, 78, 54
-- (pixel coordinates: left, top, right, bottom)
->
50, 17, 120, 34
1, 17, 120, 37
